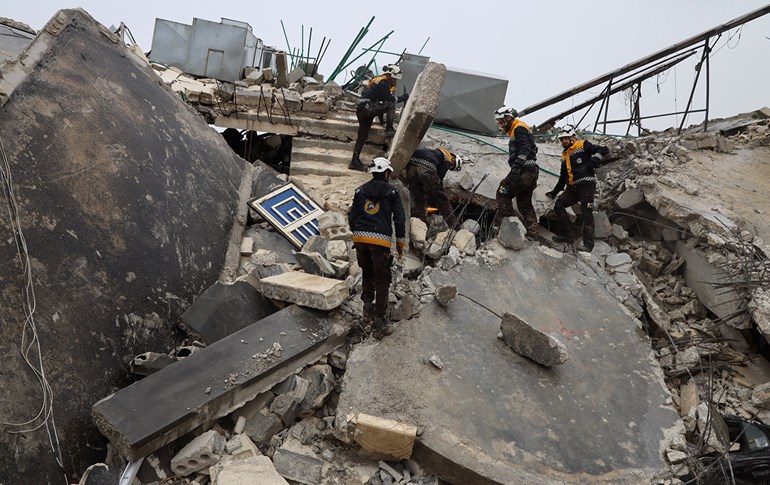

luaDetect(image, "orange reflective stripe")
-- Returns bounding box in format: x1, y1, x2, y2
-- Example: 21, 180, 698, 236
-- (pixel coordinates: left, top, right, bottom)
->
561, 140, 585, 185
507, 118, 531, 138
368, 75, 389, 87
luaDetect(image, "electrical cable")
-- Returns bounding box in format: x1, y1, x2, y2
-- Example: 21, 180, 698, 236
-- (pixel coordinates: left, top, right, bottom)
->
0, 136, 66, 480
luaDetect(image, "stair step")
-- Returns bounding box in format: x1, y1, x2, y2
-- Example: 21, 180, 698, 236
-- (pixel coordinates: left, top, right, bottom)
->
290, 161, 365, 177
292, 135, 387, 152
291, 146, 385, 165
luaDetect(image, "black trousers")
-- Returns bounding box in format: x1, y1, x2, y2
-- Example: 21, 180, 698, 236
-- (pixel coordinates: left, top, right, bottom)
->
352, 100, 395, 161
554, 183, 596, 247
405, 164, 456, 227
494, 168, 539, 229
354, 242, 393, 318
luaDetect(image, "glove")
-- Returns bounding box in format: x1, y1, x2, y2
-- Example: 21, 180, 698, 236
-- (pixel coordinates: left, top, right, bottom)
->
397, 92, 409, 104
590, 156, 602, 168
545, 191, 557, 200
397, 245, 405, 258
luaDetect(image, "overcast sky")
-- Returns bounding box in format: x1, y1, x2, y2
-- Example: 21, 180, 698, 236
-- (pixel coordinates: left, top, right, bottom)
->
5, 1, 770, 133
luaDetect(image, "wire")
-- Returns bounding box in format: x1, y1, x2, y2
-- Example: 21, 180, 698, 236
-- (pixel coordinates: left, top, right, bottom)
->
0, 137, 66, 479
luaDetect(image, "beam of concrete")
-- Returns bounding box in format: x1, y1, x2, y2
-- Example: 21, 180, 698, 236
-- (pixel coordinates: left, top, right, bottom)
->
0, 9, 251, 483
93, 305, 350, 461
388, 62, 446, 176
339, 245, 677, 484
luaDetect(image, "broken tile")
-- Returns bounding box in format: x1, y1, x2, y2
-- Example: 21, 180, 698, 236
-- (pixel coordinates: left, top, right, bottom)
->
500, 312, 568, 367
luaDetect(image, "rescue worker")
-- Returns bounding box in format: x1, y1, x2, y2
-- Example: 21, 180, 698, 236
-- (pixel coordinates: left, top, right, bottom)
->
404, 147, 463, 228
545, 124, 609, 252
492, 106, 540, 232
349, 64, 409, 172
348, 157, 407, 338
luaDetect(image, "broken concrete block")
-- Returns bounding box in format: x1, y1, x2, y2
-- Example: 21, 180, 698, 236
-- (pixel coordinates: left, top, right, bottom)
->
388, 62, 446, 175
452, 229, 476, 255
326, 240, 348, 261
93, 306, 349, 461
298, 364, 335, 416
428, 355, 444, 370
240, 237, 254, 256
317, 211, 353, 241
328, 350, 347, 370
752, 382, 770, 410
461, 219, 480, 235
354, 414, 417, 460
272, 448, 323, 485
594, 211, 612, 239
323, 81, 342, 98
275, 52, 289, 88
605, 252, 633, 272
259, 272, 349, 310
497, 217, 527, 250
402, 251, 423, 278
210, 456, 288, 485
615, 188, 644, 209
245, 69, 264, 85
680, 381, 699, 417
171, 430, 225, 477
180, 277, 277, 343
696, 403, 728, 453
288, 67, 305, 84
225, 434, 260, 460
330, 260, 351, 279
302, 235, 328, 256
272, 375, 310, 403
500, 312, 568, 367
130, 352, 177, 376
410, 217, 428, 251
294, 251, 335, 278
435, 285, 457, 307
270, 394, 299, 425
612, 224, 628, 241
391, 293, 420, 322
426, 230, 452, 259
244, 409, 284, 446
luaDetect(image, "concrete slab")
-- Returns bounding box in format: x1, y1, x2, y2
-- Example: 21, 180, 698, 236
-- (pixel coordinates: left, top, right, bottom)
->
93, 305, 350, 461
388, 62, 446, 176
0, 9, 251, 483
339, 246, 677, 484
259, 271, 349, 310
181, 277, 278, 343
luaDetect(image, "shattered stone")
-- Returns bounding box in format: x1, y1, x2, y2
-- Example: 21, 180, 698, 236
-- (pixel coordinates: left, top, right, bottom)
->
170, 430, 225, 477
353, 414, 417, 460
225, 434, 260, 460
497, 217, 527, 250
391, 293, 420, 322
594, 211, 612, 239
270, 394, 299, 426
452, 229, 477, 255
410, 217, 429, 251
258, 272, 349, 310
240, 236, 254, 255
500, 312, 569, 367
298, 365, 336, 416
302, 235, 328, 256
615, 188, 644, 209
325, 240, 348, 261
210, 456, 288, 485
130, 352, 177, 376
244, 410, 284, 447
428, 355, 444, 370
461, 219, 480, 235
751, 382, 770, 410
294, 251, 335, 278
272, 448, 323, 485
435, 284, 457, 307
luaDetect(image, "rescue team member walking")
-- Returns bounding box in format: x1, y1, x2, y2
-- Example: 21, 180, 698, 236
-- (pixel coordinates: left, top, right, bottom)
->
348, 157, 407, 339
491, 106, 540, 232
546, 124, 609, 252
404, 147, 463, 228
349, 64, 409, 172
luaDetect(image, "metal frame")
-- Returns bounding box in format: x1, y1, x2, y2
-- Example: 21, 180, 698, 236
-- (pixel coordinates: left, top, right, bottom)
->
247, 184, 323, 248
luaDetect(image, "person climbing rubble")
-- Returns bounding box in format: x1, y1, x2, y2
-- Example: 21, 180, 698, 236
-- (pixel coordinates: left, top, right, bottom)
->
349, 64, 409, 172
348, 157, 407, 339
403, 147, 463, 229
491, 106, 540, 233
545, 124, 609, 252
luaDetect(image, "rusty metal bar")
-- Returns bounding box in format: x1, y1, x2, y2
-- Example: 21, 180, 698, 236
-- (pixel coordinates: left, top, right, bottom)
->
603, 108, 706, 124
519, 4, 770, 117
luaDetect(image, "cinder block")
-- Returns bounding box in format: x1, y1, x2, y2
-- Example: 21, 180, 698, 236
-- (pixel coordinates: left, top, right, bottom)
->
171, 430, 225, 477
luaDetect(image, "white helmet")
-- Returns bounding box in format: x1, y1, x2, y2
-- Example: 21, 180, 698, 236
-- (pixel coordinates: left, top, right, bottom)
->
438, 148, 463, 171
383, 64, 402, 79
557, 124, 577, 138
494, 106, 517, 121
369, 157, 393, 173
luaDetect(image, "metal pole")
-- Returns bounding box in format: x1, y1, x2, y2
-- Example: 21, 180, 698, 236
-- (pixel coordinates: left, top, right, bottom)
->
519, 4, 770, 117
306, 27, 313, 74
300, 25, 305, 73
593, 84, 610, 132
311, 36, 326, 77
602, 78, 613, 134
280, 20, 292, 57
418, 37, 430, 55
677, 39, 711, 134
704, 40, 711, 132
337, 31, 394, 80
328, 16, 375, 81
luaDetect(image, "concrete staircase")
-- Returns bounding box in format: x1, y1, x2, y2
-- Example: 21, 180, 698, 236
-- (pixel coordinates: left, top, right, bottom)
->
291, 136, 386, 177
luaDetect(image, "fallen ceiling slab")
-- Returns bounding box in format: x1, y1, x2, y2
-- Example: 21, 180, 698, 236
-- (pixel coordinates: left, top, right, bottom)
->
93, 304, 350, 461
339, 245, 678, 484
0, 9, 252, 483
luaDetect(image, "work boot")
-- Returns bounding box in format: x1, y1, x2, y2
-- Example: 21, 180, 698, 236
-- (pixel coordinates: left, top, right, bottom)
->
372, 316, 394, 340
552, 234, 575, 244
362, 302, 374, 328
348, 158, 367, 172
384, 126, 396, 138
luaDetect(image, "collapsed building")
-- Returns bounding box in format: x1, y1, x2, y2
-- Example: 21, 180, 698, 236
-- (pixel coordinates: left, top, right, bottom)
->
2, 7, 770, 485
